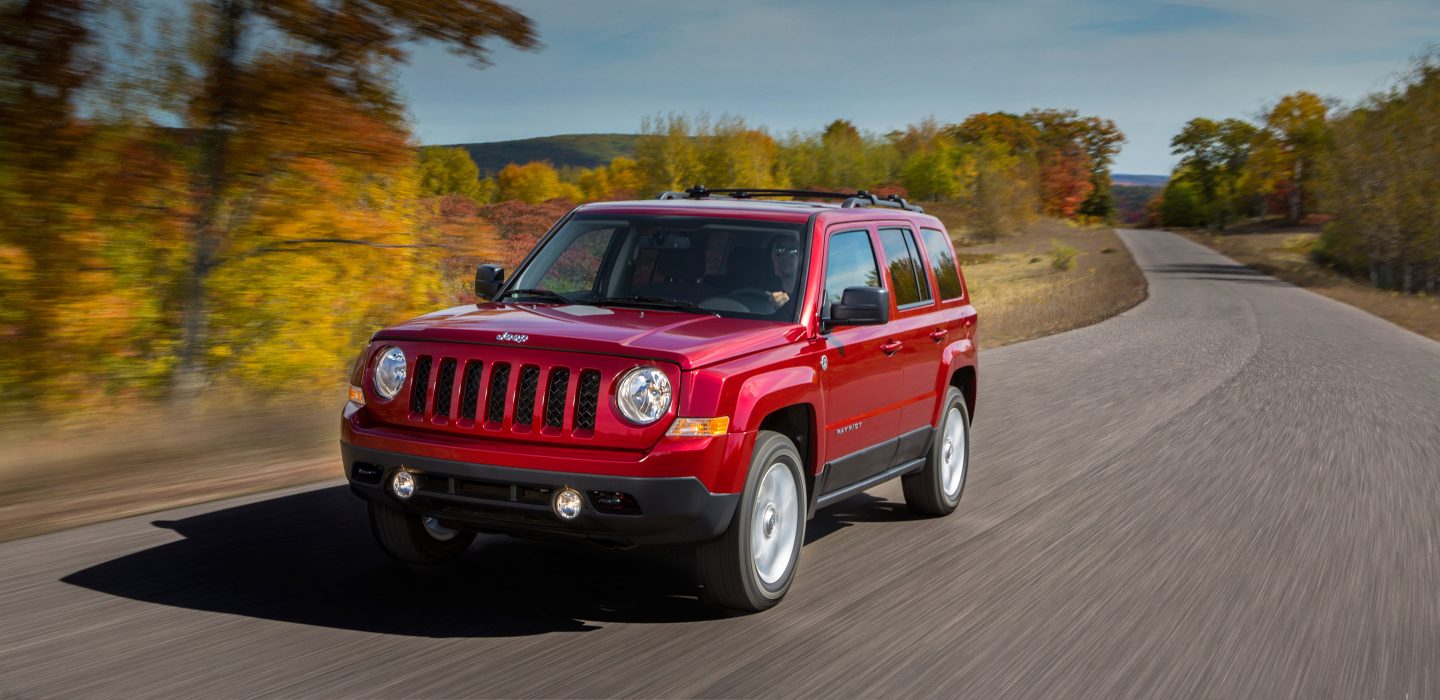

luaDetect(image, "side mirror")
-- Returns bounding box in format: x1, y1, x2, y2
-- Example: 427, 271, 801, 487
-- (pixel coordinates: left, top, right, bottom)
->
825, 286, 889, 327
475, 263, 505, 299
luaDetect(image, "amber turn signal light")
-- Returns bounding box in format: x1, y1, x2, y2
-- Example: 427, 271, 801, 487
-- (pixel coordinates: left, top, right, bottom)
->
666, 416, 730, 437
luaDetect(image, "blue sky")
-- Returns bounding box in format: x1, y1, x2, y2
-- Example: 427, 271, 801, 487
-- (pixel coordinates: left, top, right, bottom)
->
398, 0, 1440, 174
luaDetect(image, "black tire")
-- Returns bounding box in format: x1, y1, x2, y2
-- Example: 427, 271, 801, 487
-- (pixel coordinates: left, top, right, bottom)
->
368, 502, 475, 565
697, 430, 807, 613
903, 386, 970, 516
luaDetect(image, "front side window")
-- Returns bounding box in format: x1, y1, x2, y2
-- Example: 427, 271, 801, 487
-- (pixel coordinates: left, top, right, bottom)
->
510, 214, 808, 321
878, 228, 932, 307
823, 229, 881, 307
526, 225, 615, 294
920, 228, 964, 299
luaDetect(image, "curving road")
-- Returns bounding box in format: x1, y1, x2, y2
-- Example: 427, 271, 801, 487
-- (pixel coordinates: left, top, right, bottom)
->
3, 230, 1440, 698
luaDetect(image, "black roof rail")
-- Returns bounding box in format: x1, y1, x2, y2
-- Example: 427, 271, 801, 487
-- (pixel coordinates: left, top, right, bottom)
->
658, 185, 925, 213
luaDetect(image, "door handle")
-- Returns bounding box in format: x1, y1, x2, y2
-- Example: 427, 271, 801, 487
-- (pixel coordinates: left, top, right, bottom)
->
929, 329, 949, 342
880, 339, 903, 355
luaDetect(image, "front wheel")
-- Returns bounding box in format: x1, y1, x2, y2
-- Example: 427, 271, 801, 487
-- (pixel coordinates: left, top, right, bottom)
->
903, 386, 970, 516
368, 502, 475, 565
697, 431, 807, 612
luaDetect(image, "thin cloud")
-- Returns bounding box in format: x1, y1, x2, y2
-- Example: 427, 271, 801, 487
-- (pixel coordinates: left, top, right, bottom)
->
1075, 3, 1247, 36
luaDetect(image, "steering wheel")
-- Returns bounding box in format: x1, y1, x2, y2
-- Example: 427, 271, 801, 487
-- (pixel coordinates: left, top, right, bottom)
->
727, 287, 776, 314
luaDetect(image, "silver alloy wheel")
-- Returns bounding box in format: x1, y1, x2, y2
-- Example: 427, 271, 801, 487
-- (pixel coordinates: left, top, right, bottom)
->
940, 406, 967, 498
751, 461, 800, 586
422, 516, 459, 542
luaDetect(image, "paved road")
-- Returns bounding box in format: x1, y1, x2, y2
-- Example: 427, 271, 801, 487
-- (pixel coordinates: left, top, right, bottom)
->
4, 230, 1439, 698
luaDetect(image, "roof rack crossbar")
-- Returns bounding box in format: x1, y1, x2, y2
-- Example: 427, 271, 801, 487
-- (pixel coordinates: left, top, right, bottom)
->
659, 185, 924, 213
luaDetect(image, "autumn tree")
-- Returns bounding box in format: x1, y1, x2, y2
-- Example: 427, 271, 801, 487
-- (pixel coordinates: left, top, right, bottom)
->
1024, 109, 1123, 221
0, 0, 103, 405
1247, 92, 1329, 222
496, 161, 580, 203
419, 146, 490, 202
161, 0, 536, 397
950, 112, 1039, 156
965, 138, 1038, 240
1316, 54, 1440, 292
1039, 143, 1094, 219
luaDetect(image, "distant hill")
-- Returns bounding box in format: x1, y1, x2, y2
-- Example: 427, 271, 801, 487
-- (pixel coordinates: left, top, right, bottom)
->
441, 135, 1174, 188
1113, 184, 1161, 224
441, 134, 639, 176
1112, 173, 1168, 187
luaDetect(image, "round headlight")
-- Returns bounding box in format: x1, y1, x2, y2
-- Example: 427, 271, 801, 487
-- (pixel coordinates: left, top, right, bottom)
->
615, 366, 672, 425
373, 346, 407, 400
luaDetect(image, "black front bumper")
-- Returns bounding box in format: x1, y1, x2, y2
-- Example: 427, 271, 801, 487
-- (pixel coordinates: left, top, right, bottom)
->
342, 443, 739, 546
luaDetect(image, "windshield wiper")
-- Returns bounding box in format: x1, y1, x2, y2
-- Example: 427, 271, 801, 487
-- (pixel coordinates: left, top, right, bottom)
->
590, 295, 715, 315
495, 288, 571, 304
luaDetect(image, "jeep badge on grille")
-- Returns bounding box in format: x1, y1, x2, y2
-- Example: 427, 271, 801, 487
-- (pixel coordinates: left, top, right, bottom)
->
496, 332, 529, 344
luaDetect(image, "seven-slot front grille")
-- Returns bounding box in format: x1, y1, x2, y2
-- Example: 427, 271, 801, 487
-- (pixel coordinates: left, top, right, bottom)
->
544, 368, 570, 427
514, 365, 540, 425
485, 363, 511, 423
433, 358, 457, 417
409, 356, 433, 415
404, 353, 603, 435
574, 370, 602, 430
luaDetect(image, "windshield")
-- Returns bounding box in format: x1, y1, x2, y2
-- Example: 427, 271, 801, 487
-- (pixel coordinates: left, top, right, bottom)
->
508, 213, 809, 321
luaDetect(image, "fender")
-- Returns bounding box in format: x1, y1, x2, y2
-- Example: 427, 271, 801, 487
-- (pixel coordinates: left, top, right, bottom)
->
931, 309, 979, 425
722, 365, 821, 493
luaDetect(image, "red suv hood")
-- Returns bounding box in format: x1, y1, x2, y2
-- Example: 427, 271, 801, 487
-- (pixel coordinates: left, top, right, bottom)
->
374, 303, 806, 370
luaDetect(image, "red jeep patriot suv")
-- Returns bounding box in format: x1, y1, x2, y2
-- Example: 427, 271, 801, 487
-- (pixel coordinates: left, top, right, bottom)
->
342, 187, 978, 611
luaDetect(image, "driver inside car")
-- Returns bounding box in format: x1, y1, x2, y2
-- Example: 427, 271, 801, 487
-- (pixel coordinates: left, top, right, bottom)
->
766, 233, 801, 309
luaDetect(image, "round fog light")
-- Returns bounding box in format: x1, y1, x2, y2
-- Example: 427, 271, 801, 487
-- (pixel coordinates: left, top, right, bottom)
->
553, 487, 583, 520
391, 471, 416, 499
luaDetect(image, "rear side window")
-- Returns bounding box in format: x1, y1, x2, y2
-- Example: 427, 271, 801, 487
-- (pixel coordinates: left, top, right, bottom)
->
824, 230, 881, 307
879, 228, 932, 307
920, 228, 964, 300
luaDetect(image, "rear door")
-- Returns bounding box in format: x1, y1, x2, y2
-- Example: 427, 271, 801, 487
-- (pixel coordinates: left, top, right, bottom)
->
876, 226, 942, 464
817, 226, 902, 490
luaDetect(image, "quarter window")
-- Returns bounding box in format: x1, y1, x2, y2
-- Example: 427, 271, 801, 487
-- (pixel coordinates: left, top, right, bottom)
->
824, 230, 881, 307
879, 228, 932, 307
920, 228, 964, 300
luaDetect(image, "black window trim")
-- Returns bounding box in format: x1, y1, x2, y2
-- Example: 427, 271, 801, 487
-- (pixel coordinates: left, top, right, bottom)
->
919, 226, 966, 301
820, 226, 882, 318
879, 226, 936, 312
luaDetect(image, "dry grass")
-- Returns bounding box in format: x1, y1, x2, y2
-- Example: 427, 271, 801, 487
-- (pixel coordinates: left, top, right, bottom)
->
1177, 229, 1440, 343
955, 219, 1148, 348
2, 401, 342, 542
9, 216, 1149, 542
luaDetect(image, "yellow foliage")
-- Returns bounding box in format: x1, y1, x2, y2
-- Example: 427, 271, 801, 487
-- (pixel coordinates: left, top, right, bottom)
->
205, 155, 443, 391
496, 161, 580, 203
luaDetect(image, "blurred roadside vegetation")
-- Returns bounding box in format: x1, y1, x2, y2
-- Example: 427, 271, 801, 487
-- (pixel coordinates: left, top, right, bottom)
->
1150, 51, 1440, 295
1, 0, 1130, 425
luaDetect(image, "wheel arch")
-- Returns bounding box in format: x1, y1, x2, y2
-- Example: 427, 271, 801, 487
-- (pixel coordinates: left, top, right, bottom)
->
950, 364, 977, 421
757, 403, 818, 503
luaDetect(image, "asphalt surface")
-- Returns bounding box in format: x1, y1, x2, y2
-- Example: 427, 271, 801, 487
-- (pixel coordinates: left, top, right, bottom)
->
4, 229, 1440, 698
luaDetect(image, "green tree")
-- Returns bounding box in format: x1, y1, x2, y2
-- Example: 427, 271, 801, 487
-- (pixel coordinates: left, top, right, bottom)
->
1159, 179, 1204, 227
418, 146, 487, 202
1169, 117, 1258, 229
900, 142, 960, 202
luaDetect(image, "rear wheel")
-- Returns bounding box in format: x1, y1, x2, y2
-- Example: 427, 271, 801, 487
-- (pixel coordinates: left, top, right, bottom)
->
903, 386, 970, 516
697, 431, 806, 612
368, 502, 475, 565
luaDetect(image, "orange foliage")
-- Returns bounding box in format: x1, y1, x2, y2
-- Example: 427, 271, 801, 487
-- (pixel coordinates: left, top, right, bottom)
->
1039, 145, 1095, 219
